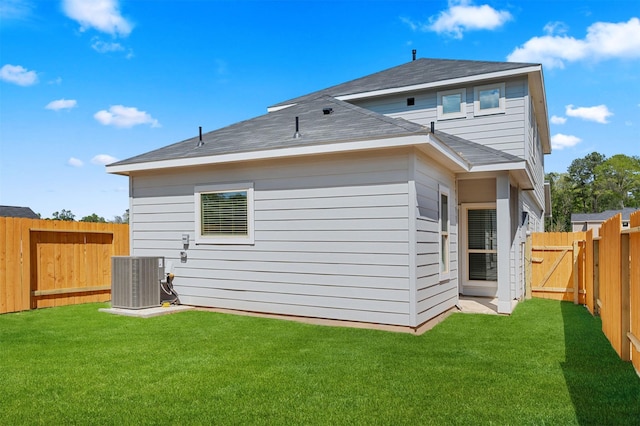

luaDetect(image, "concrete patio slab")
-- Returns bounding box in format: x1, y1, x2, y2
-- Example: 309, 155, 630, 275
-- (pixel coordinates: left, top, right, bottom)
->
99, 305, 194, 318
457, 296, 501, 315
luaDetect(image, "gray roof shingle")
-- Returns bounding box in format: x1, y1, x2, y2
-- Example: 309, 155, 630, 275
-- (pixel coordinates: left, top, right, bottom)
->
0, 205, 39, 219
270, 58, 539, 108
571, 208, 639, 222
110, 96, 428, 167
432, 130, 523, 167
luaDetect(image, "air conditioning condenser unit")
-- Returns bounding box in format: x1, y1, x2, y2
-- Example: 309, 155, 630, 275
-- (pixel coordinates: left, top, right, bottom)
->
111, 256, 164, 309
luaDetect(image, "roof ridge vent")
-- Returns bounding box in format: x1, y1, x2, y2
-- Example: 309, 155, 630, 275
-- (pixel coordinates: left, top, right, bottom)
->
323, 107, 333, 115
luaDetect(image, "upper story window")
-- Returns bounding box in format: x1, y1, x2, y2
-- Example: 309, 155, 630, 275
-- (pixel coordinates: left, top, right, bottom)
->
437, 88, 466, 120
474, 83, 505, 116
194, 182, 255, 245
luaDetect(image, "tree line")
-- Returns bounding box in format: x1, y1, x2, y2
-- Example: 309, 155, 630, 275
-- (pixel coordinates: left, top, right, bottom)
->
47, 209, 129, 224
545, 153, 640, 231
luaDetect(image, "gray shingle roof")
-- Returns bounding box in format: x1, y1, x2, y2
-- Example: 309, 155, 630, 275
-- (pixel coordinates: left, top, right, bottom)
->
432, 130, 523, 167
110, 96, 428, 167
571, 208, 639, 222
270, 58, 539, 108
0, 205, 39, 219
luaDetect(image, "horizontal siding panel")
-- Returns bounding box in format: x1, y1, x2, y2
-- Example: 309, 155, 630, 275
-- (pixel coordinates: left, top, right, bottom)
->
257, 193, 408, 210
184, 249, 409, 266
255, 206, 408, 221
175, 277, 409, 302
177, 284, 409, 314
417, 263, 439, 279
132, 195, 192, 206
132, 221, 193, 232
134, 212, 194, 223
178, 295, 411, 326
175, 267, 408, 290
417, 285, 458, 313
134, 239, 409, 255
416, 295, 457, 325
256, 183, 408, 200
180, 258, 409, 278
254, 230, 409, 242
255, 218, 409, 231
133, 203, 193, 214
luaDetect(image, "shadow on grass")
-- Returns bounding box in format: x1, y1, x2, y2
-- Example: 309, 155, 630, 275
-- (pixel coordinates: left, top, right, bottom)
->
561, 301, 640, 425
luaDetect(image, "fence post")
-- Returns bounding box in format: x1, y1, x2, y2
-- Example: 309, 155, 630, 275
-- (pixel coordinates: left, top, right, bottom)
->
525, 233, 532, 299
594, 239, 600, 315
621, 232, 631, 362
573, 240, 579, 304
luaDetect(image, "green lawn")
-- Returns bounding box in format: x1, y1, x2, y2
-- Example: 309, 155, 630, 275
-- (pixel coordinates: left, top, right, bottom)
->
1, 299, 639, 425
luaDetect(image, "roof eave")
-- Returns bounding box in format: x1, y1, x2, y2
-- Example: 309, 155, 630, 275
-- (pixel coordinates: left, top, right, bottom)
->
106, 133, 431, 176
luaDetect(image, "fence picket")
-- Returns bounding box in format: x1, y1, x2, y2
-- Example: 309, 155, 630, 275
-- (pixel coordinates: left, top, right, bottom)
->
0, 218, 129, 314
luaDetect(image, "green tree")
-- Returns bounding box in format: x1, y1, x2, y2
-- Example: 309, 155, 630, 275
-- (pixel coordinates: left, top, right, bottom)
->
80, 213, 107, 223
51, 209, 75, 221
545, 172, 573, 232
594, 154, 640, 210
567, 152, 605, 213
112, 209, 129, 224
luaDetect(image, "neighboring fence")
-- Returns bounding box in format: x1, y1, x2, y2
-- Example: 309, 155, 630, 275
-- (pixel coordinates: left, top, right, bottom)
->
0, 218, 129, 314
529, 211, 640, 375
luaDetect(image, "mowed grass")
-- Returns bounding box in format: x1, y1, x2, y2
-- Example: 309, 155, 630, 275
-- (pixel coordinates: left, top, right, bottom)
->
1, 299, 639, 425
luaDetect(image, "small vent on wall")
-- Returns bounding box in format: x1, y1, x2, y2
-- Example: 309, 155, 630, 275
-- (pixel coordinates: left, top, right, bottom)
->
407, 97, 415, 106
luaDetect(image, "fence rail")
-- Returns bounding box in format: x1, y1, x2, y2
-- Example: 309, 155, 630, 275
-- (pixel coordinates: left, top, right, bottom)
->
529, 211, 640, 375
0, 218, 129, 314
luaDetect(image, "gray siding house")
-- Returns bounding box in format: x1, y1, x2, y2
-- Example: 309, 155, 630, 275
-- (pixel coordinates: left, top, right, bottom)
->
107, 58, 551, 329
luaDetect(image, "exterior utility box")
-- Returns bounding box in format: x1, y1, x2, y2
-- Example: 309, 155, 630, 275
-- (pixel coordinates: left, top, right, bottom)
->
111, 257, 164, 309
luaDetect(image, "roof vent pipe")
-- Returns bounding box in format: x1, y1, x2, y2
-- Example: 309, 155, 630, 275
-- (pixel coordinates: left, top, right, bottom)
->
430, 121, 435, 133
412, 49, 417, 61
293, 116, 301, 139
197, 126, 204, 147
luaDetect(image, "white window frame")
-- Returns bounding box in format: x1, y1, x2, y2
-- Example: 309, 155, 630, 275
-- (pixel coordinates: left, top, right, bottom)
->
437, 88, 466, 120
439, 184, 451, 281
194, 182, 255, 245
473, 83, 505, 116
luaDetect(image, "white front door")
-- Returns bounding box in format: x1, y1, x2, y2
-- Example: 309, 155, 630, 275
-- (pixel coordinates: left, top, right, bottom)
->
461, 203, 498, 297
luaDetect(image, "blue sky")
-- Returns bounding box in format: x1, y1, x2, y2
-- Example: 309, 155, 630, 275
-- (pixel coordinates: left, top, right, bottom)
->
1, 0, 638, 220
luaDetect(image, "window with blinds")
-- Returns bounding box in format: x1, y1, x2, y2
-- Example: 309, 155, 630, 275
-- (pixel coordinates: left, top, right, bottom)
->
201, 191, 248, 236
467, 208, 497, 281
195, 183, 254, 244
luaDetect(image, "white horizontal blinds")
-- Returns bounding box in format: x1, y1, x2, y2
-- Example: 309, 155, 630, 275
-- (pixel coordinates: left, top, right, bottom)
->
201, 191, 248, 236
467, 209, 497, 281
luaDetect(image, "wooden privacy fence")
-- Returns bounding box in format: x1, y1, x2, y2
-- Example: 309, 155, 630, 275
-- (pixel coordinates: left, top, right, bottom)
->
529, 211, 640, 375
0, 218, 129, 314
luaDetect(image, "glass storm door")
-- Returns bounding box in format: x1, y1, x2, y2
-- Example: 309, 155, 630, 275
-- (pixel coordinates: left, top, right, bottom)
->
462, 205, 498, 296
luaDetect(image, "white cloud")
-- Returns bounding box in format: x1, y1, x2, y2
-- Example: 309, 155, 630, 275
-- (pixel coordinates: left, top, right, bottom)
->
62, 0, 132, 37
0, 64, 38, 86
94, 105, 160, 128
507, 18, 640, 68
91, 154, 118, 165
565, 104, 613, 124
551, 133, 582, 150
426, 0, 512, 39
550, 115, 567, 125
91, 39, 124, 53
45, 99, 77, 111
67, 157, 84, 167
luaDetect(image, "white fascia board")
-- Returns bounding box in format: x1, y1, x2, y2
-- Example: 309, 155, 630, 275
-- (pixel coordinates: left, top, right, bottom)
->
470, 161, 527, 173
336, 66, 542, 102
106, 134, 431, 175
